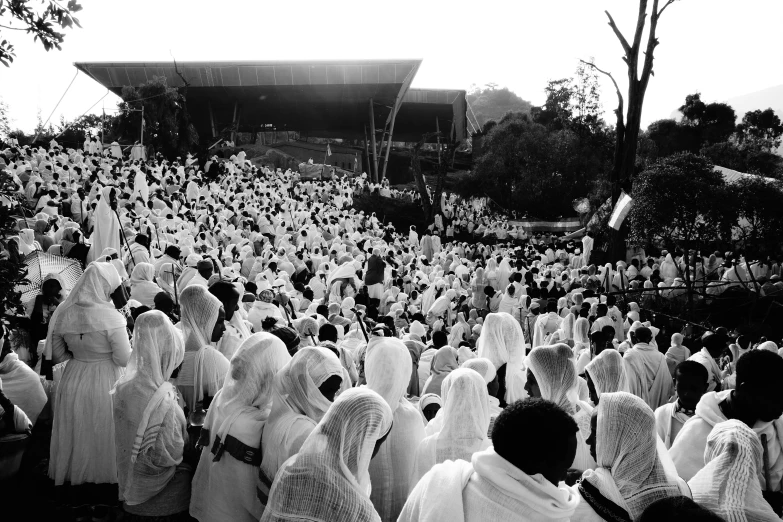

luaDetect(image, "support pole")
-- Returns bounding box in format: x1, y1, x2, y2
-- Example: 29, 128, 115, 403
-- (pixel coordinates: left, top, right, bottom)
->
381, 98, 400, 181
368, 98, 378, 183
208, 101, 217, 138
140, 105, 144, 149
363, 126, 371, 177
231, 101, 239, 144
435, 117, 441, 166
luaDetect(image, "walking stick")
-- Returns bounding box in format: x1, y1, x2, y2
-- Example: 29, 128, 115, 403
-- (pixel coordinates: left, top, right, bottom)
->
354, 309, 369, 342
115, 208, 136, 271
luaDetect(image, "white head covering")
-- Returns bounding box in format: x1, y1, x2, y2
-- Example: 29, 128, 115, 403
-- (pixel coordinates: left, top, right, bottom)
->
689, 419, 779, 522
111, 311, 184, 504
435, 368, 490, 463
477, 312, 526, 403
585, 349, 627, 399
180, 284, 220, 349
205, 332, 291, 444
460, 357, 497, 384
365, 337, 412, 413
573, 317, 590, 350
262, 387, 393, 521
527, 343, 578, 415
274, 346, 345, 422
583, 392, 681, 520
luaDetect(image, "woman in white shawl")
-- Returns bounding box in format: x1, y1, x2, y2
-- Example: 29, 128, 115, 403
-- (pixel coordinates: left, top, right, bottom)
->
112, 311, 192, 518
176, 285, 230, 413
584, 349, 627, 406
477, 312, 527, 407
574, 392, 686, 522
447, 312, 470, 348
366, 337, 425, 522
688, 419, 779, 522
411, 368, 490, 485
485, 257, 500, 291
47, 262, 131, 488
260, 387, 393, 522
129, 262, 162, 308
526, 344, 595, 471
16, 228, 41, 255
190, 333, 291, 522
259, 346, 345, 496
659, 253, 679, 282
155, 262, 180, 299
88, 186, 121, 263
497, 257, 512, 290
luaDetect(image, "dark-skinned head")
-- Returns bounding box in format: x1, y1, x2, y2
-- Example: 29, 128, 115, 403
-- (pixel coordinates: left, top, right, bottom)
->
492, 398, 577, 485
634, 326, 653, 344
197, 260, 214, 279
210, 281, 240, 322
674, 361, 709, 411
734, 349, 783, 423
211, 306, 226, 342
432, 330, 448, 348
319, 323, 338, 344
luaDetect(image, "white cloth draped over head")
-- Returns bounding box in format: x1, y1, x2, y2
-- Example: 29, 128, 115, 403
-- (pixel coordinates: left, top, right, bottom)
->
261, 346, 345, 482
476, 312, 527, 403
411, 369, 490, 485
585, 349, 627, 399
688, 419, 779, 522
365, 337, 425, 522
111, 311, 185, 505
44, 261, 125, 359
190, 332, 292, 522
129, 262, 161, 307
88, 185, 121, 263
177, 285, 229, 411
581, 392, 681, 521
573, 317, 590, 351
527, 344, 578, 415
460, 357, 497, 384
260, 387, 393, 522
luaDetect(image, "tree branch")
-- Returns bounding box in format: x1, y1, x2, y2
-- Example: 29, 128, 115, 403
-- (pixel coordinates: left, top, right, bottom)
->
579, 59, 624, 109
657, 0, 676, 18
0, 24, 27, 31
604, 10, 631, 55
631, 0, 649, 53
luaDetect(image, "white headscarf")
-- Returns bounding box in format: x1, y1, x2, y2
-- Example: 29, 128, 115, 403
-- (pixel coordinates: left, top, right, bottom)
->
434, 368, 490, 463
365, 337, 412, 412
689, 419, 779, 522
261, 387, 393, 522
585, 349, 627, 400
527, 343, 578, 415
476, 312, 527, 403
582, 392, 681, 521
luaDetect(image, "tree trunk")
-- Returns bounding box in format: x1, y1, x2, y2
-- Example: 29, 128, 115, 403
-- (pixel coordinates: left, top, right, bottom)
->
411, 143, 432, 221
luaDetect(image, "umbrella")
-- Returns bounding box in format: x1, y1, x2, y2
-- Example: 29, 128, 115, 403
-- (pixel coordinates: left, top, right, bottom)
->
15, 252, 83, 306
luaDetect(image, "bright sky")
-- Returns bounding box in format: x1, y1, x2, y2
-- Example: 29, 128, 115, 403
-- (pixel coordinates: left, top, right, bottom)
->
1, 0, 781, 133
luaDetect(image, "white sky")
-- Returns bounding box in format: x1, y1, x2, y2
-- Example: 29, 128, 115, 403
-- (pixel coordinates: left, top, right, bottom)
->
1, 0, 781, 133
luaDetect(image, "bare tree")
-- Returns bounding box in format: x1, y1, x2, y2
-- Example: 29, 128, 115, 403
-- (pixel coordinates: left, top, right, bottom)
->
582, 0, 677, 257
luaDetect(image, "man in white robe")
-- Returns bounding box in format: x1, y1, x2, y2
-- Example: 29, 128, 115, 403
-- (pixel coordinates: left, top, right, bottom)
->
623, 326, 673, 410
670, 349, 783, 504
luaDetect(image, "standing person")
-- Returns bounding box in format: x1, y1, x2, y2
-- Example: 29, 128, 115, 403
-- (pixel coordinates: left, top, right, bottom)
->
623, 326, 673, 410
190, 333, 292, 522
112, 311, 193, 520
366, 338, 425, 522
46, 262, 131, 505
364, 247, 385, 306
574, 392, 687, 521
260, 388, 393, 522
477, 312, 527, 407
87, 186, 121, 263
654, 361, 708, 449
688, 420, 780, 521
398, 398, 581, 522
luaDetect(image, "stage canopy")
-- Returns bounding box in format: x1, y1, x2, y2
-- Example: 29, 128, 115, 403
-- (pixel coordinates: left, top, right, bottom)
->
74, 59, 466, 144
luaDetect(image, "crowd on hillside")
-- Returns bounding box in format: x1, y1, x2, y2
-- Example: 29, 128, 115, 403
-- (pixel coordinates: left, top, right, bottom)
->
1, 137, 783, 522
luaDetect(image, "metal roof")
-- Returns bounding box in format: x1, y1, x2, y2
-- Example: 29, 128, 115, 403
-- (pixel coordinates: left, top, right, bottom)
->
73, 60, 465, 143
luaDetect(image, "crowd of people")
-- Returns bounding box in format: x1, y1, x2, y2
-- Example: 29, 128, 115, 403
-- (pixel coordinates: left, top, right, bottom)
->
1, 137, 783, 522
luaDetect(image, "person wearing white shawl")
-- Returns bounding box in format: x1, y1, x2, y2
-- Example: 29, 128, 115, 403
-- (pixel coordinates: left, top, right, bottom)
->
155, 262, 180, 299
477, 312, 527, 407
128, 262, 162, 308
623, 326, 673, 410
365, 337, 425, 522
260, 387, 393, 522
0, 333, 47, 426
670, 349, 783, 486
87, 185, 121, 263
131, 168, 150, 203
0, 375, 32, 433
461, 357, 504, 429
410, 368, 490, 485
111, 311, 191, 517
175, 285, 230, 413
585, 349, 627, 405
259, 346, 344, 496
526, 343, 595, 471
47, 262, 131, 487
447, 312, 470, 349
574, 392, 686, 522
398, 398, 581, 522
189, 333, 291, 522
688, 420, 780, 521
16, 228, 41, 255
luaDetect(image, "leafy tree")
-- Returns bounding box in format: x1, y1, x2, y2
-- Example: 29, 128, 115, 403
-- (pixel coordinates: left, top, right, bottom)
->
700, 141, 783, 179
679, 93, 706, 124
727, 175, 783, 254
0, 169, 27, 320
628, 153, 729, 314
571, 61, 604, 137
467, 84, 533, 128
735, 108, 783, 151
0, 0, 82, 67
531, 78, 573, 131
699, 102, 736, 145
116, 76, 198, 158
0, 97, 9, 139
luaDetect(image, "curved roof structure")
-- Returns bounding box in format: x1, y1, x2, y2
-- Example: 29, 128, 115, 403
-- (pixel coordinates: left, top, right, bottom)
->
74, 59, 466, 143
